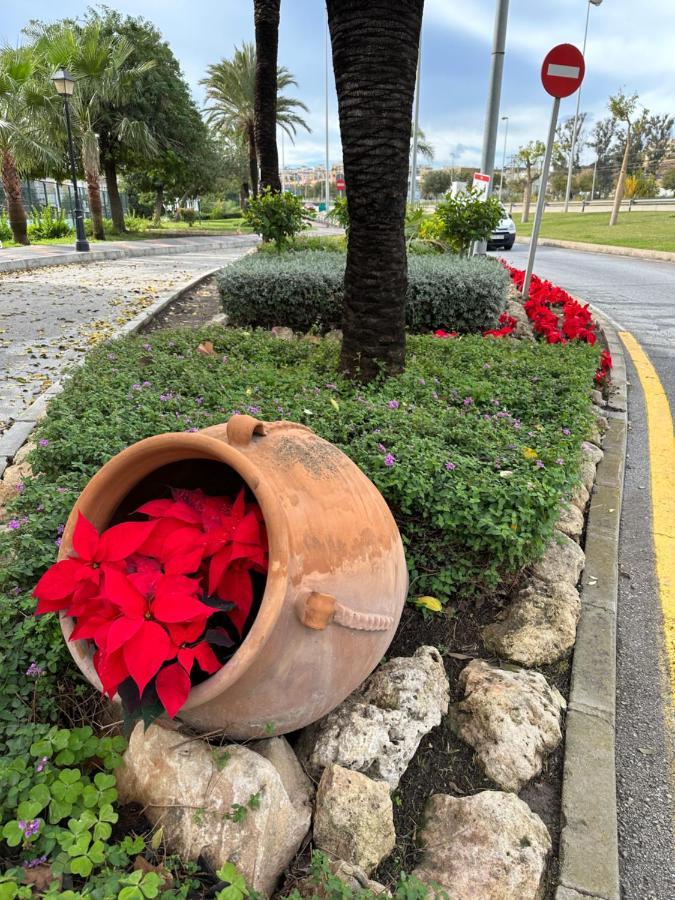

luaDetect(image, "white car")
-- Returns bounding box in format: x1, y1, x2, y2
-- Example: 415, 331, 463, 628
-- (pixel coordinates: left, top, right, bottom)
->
488, 207, 516, 251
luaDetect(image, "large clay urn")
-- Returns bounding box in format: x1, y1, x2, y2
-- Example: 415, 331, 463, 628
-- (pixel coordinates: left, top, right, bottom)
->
58, 415, 408, 738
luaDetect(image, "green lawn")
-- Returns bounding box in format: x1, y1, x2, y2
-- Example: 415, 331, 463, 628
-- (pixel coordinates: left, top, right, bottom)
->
514, 210, 675, 253
2, 217, 252, 249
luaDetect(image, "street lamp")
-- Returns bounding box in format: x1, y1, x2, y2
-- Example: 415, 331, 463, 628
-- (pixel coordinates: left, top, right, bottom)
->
52, 68, 90, 252
499, 115, 509, 202
563, 0, 603, 213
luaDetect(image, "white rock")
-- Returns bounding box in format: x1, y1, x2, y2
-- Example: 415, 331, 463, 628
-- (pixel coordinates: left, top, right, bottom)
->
555, 501, 584, 542
324, 329, 343, 342
582, 441, 604, 466
530, 531, 585, 589
504, 299, 534, 341
482, 579, 581, 666
590, 389, 606, 407
298, 646, 449, 789
313, 765, 395, 874
270, 325, 295, 341
450, 659, 564, 792
116, 723, 310, 896
570, 482, 590, 513
579, 441, 604, 491
412, 791, 551, 900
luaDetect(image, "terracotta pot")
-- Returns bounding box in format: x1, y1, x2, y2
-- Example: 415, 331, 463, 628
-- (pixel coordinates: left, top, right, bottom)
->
58, 415, 408, 738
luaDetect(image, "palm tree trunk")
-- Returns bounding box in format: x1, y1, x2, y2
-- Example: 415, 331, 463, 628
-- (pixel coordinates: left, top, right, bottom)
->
153, 186, 164, 225
85, 168, 105, 240
254, 0, 282, 192
240, 181, 250, 210
327, 0, 424, 381
609, 126, 631, 227
103, 156, 126, 233
522, 178, 532, 224
1, 150, 29, 245
247, 123, 259, 197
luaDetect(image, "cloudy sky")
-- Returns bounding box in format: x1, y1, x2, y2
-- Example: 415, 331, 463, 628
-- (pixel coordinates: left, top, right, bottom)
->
3, 0, 674, 169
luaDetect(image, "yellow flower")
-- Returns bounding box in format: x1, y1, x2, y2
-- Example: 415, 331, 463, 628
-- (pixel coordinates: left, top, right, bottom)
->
522, 447, 538, 460
415, 596, 443, 613
330, 398, 340, 411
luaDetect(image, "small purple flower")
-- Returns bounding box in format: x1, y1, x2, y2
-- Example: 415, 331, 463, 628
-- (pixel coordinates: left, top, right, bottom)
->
377, 443, 387, 454
513, 419, 522, 430
18, 819, 40, 839
57, 524, 65, 536
26, 662, 45, 678
535, 460, 545, 468
483, 362, 491, 370
195, 397, 204, 406
463, 397, 473, 406
387, 400, 400, 410
38, 439, 49, 447
185, 427, 199, 433
247, 405, 261, 414
132, 383, 142, 391
325, 382, 337, 391
384, 453, 396, 468
562, 427, 571, 435
556, 457, 565, 465
23, 855, 48, 869
56, 487, 67, 494
8, 518, 21, 530
107, 352, 117, 361
143, 343, 152, 351
15, 482, 25, 494
445, 461, 456, 471
419, 377, 426, 385
142, 380, 152, 387
35, 756, 48, 773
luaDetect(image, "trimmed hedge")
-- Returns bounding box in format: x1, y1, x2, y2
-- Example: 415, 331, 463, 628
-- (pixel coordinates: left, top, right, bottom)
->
217, 250, 509, 334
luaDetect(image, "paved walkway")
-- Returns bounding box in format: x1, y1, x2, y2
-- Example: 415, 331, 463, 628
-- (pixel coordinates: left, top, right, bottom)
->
0, 235, 257, 436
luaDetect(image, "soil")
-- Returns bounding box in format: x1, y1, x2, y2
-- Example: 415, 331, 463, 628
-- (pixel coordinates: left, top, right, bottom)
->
141, 282, 572, 900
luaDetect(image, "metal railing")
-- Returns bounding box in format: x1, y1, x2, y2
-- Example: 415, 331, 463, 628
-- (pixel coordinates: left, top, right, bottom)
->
0, 178, 128, 226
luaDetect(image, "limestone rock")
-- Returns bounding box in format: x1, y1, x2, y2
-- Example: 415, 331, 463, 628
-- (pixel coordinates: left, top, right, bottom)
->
294, 860, 390, 898
251, 736, 314, 817
13, 440, 35, 466
570, 482, 590, 513
582, 441, 604, 465
530, 531, 585, 589
412, 791, 551, 900
271, 325, 295, 341
504, 298, 534, 341
298, 646, 449, 789
0, 454, 33, 508
592, 406, 609, 433
116, 722, 310, 896
482, 578, 581, 666
313, 765, 395, 874
450, 659, 564, 792
579, 441, 604, 491
555, 501, 584, 542
324, 329, 343, 342
590, 389, 606, 407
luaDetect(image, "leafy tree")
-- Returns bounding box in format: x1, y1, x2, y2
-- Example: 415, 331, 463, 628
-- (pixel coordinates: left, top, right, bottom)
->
421, 168, 452, 198
555, 112, 587, 171
588, 116, 617, 197
642, 113, 674, 177
608, 90, 642, 226
254, 0, 282, 192
244, 187, 305, 250
435, 187, 503, 256
201, 43, 309, 198
515, 141, 545, 222
623, 172, 658, 199
327, 0, 424, 380
661, 169, 675, 192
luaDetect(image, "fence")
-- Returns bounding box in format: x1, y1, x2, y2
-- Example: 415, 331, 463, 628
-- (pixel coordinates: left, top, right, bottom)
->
0, 178, 128, 225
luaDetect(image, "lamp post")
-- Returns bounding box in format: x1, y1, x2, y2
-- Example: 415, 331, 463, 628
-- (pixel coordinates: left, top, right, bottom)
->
499, 115, 509, 202
409, 31, 422, 205
52, 68, 89, 252
563, 0, 603, 213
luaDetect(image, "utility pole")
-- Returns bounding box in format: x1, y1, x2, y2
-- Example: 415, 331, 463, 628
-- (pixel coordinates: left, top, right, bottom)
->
475, 0, 509, 254
324, 12, 330, 213
499, 115, 509, 202
409, 33, 422, 205
590, 157, 598, 201
563, 0, 603, 212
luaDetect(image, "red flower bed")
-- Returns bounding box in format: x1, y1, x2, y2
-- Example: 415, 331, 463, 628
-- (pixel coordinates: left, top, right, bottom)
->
34, 488, 268, 721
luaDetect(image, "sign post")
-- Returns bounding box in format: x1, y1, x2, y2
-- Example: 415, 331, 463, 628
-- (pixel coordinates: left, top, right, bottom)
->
522, 44, 585, 298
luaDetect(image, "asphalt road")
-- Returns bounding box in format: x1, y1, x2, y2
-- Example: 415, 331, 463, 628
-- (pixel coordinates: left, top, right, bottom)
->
495, 242, 675, 899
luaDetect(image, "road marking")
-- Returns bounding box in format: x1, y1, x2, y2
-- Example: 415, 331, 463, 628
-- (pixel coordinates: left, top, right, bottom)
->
619, 331, 675, 693
547, 63, 581, 79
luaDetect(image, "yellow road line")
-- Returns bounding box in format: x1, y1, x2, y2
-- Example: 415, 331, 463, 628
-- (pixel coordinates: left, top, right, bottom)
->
619, 331, 675, 692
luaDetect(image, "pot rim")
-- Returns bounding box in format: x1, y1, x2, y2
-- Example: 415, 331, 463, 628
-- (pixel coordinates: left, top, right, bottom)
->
58, 431, 290, 712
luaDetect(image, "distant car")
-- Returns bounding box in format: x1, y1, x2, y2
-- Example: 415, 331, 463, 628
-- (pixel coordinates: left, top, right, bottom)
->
487, 206, 516, 251
304, 203, 318, 212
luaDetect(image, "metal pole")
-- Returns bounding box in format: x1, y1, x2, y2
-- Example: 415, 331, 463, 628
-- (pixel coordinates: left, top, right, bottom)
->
475, 0, 509, 254
563, 0, 596, 212
63, 97, 90, 252
280, 130, 285, 192
324, 13, 330, 213
591, 157, 598, 201
409, 33, 422, 205
523, 96, 560, 298
499, 115, 509, 202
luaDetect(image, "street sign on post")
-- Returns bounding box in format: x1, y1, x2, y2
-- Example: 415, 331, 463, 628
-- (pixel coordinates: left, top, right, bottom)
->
473, 172, 491, 200
522, 44, 585, 298
336, 177, 346, 193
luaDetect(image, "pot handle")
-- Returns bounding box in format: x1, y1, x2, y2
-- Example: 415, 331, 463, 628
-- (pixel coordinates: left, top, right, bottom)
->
226, 414, 267, 447
296, 591, 394, 632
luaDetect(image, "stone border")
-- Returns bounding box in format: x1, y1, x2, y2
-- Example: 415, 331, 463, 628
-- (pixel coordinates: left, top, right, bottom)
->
556, 308, 627, 900
0, 235, 257, 274
0, 252, 255, 477
518, 235, 675, 264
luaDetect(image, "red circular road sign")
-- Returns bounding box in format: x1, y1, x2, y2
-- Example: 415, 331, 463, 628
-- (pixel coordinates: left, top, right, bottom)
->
336, 177, 346, 191
541, 43, 585, 98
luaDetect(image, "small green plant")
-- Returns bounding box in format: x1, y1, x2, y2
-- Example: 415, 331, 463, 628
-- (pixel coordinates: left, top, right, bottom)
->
435, 187, 504, 256
215, 862, 249, 900
123, 215, 150, 233
0, 214, 12, 242
27, 207, 73, 240
177, 208, 197, 227
326, 195, 349, 233
244, 188, 306, 251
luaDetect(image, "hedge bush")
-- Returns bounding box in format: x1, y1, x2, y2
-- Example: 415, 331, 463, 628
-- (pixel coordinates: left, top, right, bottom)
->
218, 251, 509, 334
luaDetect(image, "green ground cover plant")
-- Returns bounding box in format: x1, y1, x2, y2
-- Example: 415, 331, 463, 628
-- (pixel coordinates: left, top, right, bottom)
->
514, 210, 675, 252
218, 251, 510, 333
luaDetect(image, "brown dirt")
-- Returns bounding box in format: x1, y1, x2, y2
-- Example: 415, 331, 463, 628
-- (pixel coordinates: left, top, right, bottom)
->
143, 276, 222, 332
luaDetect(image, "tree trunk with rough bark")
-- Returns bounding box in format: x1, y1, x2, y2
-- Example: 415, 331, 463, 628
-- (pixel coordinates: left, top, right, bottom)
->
103, 156, 126, 233
240, 181, 250, 210
522, 178, 532, 223
254, 0, 282, 193
85, 169, 105, 240
247, 123, 259, 197
327, 0, 424, 380
609, 126, 631, 227
1, 150, 29, 245
153, 186, 164, 225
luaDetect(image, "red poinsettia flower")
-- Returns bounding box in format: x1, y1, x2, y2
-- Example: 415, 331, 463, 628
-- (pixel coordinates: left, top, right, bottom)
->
434, 329, 459, 339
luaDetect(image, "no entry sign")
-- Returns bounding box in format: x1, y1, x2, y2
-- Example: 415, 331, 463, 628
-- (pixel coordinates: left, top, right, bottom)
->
336, 177, 346, 191
541, 44, 585, 98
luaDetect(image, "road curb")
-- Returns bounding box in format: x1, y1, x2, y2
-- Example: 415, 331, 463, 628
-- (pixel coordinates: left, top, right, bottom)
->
0, 248, 255, 474
518, 235, 675, 264
556, 311, 627, 900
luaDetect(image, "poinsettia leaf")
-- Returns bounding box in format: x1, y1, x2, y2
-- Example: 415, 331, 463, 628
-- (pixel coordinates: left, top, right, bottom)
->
198, 594, 236, 612
208, 546, 233, 597
233, 511, 262, 546
97, 520, 158, 562
204, 627, 236, 648
105, 616, 144, 655
193, 641, 222, 675
72, 512, 99, 561
137, 499, 202, 525
166, 619, 209, 645
34, 558, 86, 605
162, 528, 207, 576
103, 569, 147, 618
151, 576, 212, 624
177, 647, 195, 673
94, 649, 129, 699
123, 622, 174, 695
155, 663, 192, 718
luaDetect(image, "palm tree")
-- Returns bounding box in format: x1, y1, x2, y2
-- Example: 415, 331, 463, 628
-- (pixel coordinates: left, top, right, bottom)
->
33, 21, 156, 239
327, 0, 424, 380
254, 0, 282, 192
0, 46, 57, 244
201, 43, 309, 197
